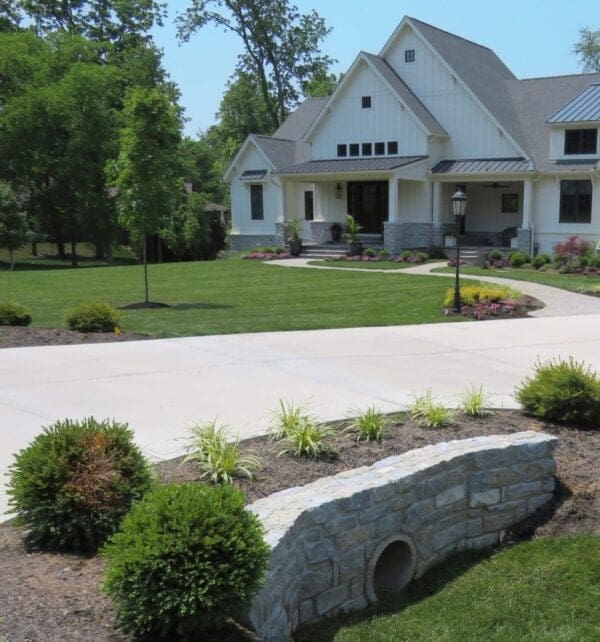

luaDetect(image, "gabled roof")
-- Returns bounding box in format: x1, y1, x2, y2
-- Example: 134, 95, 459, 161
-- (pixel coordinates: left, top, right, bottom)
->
250, 135, 296, 169
274, 156, 427, 175
303, 50, 447, 141
506, 73, 600, 172
384, 17, 529, 158
273, 97, 327, 140
547, 83, 600, 123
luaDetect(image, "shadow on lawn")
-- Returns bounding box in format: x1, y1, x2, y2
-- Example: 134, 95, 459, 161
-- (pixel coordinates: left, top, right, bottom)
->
0, 257, 137, 271
294, 478, 571, 642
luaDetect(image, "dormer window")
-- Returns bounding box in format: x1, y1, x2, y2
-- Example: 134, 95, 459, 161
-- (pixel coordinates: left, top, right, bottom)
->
361, 96, 372, 109
404, 49, 415, 63
564, 129, 597, 155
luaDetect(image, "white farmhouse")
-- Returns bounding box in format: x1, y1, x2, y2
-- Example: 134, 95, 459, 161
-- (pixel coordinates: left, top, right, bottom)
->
224, 16, 600, 255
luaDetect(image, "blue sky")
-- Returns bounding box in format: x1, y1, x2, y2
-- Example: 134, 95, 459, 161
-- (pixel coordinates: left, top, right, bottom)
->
153, 0, 600, 136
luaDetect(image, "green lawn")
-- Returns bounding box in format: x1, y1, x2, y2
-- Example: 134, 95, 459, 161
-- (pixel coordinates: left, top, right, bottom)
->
1, 258, 477, 337
298, 535, 600, 642
434, 265, 600, 293
307, 260, 415, 270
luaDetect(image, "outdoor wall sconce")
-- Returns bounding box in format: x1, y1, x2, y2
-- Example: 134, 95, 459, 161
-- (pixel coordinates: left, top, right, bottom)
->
335, 183, 343, 199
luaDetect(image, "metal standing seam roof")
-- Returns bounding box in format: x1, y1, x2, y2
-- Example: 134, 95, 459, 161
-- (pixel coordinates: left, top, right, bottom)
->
547, 84, 600, 123
432, 158, 532, 174
273, 156, 427, 175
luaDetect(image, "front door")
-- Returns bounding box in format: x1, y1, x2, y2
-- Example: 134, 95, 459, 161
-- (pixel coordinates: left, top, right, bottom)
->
347, 182, 388, 234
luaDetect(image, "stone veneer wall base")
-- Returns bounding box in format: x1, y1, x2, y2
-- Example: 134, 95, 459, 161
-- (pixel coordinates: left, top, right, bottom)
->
229, 234, 278, 251
248, 431, 558, 641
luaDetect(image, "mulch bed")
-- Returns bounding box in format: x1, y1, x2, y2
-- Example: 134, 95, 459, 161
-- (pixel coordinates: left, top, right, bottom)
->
1, 412, 599, 641
0, 326, 149, 349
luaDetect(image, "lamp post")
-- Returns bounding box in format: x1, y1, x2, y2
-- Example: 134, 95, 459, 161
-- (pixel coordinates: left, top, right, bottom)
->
451, 189, 467, 314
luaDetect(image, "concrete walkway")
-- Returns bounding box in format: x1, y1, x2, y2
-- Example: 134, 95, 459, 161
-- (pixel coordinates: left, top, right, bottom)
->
3, 313, 600, 521
269, 258, 600, 317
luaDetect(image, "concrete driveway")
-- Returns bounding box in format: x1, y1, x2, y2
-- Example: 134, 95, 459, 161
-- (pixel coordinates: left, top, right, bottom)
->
3, 313, 600, 521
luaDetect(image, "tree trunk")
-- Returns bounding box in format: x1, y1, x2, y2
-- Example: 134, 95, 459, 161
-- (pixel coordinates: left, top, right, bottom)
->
70, 241, 78, 267
31, 241, 37, 257
142, 234, 149, 303
95, 241, 105, 260
106, 244, 113, 266
57, 241, 66, 260
9, 248, 14, 271
157, 236, 163, 263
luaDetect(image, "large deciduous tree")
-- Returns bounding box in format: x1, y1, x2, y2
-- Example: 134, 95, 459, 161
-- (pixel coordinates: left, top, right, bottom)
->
574, 27, 600, 72
109, 86, 182, 302
177, 0, 334, 130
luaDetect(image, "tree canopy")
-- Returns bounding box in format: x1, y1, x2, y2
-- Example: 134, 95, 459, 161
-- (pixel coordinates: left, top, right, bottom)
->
177, 0, 334, 130
574, 27, 600, 72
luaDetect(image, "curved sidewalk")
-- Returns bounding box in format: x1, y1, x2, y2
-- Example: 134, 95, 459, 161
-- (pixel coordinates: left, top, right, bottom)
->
269, 258, 600, 317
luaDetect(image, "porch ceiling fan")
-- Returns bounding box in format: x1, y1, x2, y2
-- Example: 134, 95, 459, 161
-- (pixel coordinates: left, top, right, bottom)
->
482, 182, 511, 189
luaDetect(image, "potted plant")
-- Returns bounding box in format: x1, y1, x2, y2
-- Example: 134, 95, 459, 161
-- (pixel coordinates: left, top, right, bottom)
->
344, 215, 363, 256
284, 219, 302, 256
329, 221, 343, 243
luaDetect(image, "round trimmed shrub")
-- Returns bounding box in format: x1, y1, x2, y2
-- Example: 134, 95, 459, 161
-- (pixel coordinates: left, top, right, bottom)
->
589, 255, 600, 269
516, 358, 600, 427
364, 247, 377, 257
0, 302, 31, 326
532, 255, 547, 269
509, 252, 526, 267
66, 302, 121, 333
488, 249, 503, 262
7, 417, 154, 553
102, 483, 269, 639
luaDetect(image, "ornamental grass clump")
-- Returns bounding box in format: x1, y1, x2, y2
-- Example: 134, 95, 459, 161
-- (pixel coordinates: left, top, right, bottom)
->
102, 483, 269, 640
409, 390, 454, 428
461, 385, 491, 417
516, 357, 600, 427
7, 417, 154, 553
344, 406, 386, 441
0, 301, 31, 326
66, 302, 121, 333
278, 417, 337, 459
183, 420, 261, 484
269, 399, 310, 440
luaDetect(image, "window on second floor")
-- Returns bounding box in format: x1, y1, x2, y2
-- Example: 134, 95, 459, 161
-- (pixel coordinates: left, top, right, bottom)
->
405, 49, 415, 63
387, 141, 398, 155
564, 129, 598, 155
349, 143, 360, 157
362, 143, 372, 156
361, 96, 371, 109
337, 144, 347, 157
559, 180, 592, 223
250, 184, 263, 220
374, 142, 385, 155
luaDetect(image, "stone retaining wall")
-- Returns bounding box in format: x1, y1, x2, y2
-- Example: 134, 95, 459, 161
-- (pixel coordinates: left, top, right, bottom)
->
248, 431, 558, 641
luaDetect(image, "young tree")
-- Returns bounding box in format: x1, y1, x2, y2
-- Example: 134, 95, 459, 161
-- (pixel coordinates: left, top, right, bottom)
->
109, 86, 182, 303
177, 0, 334, 129
574, 27, 600, 72
0, 180, 29, 270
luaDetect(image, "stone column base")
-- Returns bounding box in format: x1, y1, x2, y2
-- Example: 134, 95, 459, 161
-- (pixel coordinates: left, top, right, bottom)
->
275, 222, 286, 247
516, 228, 532, 254
384, 222, 434, 253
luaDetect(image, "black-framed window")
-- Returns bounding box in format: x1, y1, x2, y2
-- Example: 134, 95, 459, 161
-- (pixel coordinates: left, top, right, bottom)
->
405, 49, 415, 63
387, 141, 398, 155
304, 190, 314, 221
250, 184, 263, 220
501, 193, 519, 214
337, 144, 347, 157
362, 142, 372, 156
560, 180, 592, 223
349, 143, 360, 157
361, 96, 371, 109
564, 129, 597, 155
374, 142, 385, 155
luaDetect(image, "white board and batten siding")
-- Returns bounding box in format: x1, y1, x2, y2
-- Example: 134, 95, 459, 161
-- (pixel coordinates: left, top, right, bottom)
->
309, 62, 428, 160
230, 145, 279, 236
384, 27, 521, 160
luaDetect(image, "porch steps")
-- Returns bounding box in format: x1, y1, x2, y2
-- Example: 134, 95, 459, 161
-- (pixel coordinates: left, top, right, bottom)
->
300, 243, 348, 259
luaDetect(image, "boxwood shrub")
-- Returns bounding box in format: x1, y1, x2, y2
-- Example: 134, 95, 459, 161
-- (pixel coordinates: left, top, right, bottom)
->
0, 302, 31, 326
7, 417, 154, 553
66, 302, 121, 333
103, 483, 269, 639
516, 358, 600, 427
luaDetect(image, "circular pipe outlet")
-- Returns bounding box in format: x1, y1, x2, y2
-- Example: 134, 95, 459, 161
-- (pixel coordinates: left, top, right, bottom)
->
366, 534, 417, 602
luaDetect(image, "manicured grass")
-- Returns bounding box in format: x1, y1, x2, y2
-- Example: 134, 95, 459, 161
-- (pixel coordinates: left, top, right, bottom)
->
0, 258, 478, 337
307, 260, 416, 270
299, 535, 600, 642
434, 265, 600, 293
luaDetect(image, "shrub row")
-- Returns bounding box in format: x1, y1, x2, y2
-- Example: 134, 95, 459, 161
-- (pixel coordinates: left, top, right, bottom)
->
0, 301, 121, 332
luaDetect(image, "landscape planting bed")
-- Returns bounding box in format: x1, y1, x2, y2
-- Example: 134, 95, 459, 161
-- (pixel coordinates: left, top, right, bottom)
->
1, 411, 598, 641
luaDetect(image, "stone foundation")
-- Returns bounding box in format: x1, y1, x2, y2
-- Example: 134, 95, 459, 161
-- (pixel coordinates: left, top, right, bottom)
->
229, 234, 278, 251
383, 222, 434, 253
248, 431, 557, 641
516, 228, 532, 254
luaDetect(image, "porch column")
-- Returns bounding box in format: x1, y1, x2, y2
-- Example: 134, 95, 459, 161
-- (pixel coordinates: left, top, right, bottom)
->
522, 178, 533, 230
432, 181, 442, 226
388, 177, 399, 223
275, 178, 287, 223
313, 182, 324, 221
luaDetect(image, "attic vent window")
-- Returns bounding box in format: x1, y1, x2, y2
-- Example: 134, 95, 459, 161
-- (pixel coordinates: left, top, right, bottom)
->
405, 49, 415, 63
362, 96, 372, 109
241, 169, 267, 181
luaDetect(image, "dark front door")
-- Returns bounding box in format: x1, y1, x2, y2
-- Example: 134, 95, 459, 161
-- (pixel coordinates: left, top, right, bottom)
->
347, 181, 388, 234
